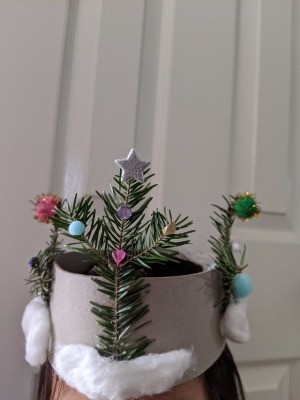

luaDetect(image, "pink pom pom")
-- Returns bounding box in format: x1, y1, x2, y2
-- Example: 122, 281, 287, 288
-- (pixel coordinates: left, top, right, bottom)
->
33, 194, 61, 224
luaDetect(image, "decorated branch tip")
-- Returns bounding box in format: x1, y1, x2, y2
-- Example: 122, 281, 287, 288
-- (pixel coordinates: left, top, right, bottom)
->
26, 194, 64, 303
209, 192, 260, 310
233, 192, 259, 220
33, 193, 61, 224
49, 149, 194, 361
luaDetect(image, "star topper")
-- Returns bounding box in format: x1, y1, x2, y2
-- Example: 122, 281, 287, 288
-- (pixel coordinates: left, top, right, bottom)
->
115, 148, 150, 183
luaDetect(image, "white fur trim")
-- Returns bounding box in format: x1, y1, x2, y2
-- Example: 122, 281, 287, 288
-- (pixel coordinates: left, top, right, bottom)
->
219, 298, 250, 343
53, 344, 192, 400
21, 296, 51, 367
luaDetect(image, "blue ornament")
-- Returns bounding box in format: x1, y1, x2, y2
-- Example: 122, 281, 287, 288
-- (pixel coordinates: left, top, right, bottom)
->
69, 220, 86, 236
28, 257, 38, 268
233, 273, 253, 298
117, 205, 132, 220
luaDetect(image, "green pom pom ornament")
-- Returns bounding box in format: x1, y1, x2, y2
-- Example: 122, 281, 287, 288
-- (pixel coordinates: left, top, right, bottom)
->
233, 193, 259, 220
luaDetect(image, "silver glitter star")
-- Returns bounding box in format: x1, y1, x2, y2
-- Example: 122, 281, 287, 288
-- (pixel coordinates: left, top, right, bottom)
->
115, 149, 150, 183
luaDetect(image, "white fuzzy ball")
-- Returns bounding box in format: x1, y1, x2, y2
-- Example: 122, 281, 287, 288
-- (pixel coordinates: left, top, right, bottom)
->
232, 242, 241, 252
219, 298, 250, 343
21, 296, 51, 367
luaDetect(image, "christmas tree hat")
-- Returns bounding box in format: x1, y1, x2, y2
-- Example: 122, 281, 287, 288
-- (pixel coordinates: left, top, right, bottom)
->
22, 149, 260, 400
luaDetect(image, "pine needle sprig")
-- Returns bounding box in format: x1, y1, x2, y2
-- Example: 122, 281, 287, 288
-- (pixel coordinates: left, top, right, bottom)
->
91, 264, 152, 360
125, 208, 194, 269
48, 167, 194, 360
26, 228, 64, 303
209, 193, 260, 310
51, 196, 109, 264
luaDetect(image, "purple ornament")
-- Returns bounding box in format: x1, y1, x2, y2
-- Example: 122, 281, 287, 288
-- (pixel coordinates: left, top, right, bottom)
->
117, 205, 132, 221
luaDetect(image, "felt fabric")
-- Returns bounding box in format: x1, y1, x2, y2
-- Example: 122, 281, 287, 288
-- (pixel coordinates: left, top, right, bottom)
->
53, 344, 193, 400
50, 253, 225, 387
21, 296, 51, 367
219, 298, 250, 343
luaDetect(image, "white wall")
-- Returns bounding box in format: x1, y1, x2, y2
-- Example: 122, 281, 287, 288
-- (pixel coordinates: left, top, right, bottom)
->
0, 2, 68, 399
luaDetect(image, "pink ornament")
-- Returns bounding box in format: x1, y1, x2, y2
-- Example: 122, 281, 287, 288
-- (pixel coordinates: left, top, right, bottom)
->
33, 193, 61, 224
112, 249, 126, 265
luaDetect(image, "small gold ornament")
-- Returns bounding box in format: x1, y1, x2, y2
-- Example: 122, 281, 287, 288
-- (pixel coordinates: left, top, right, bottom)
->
163, 222, 177, 235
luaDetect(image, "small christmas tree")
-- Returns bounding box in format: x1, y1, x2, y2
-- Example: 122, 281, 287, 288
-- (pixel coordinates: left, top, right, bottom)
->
50, 149, 194, 360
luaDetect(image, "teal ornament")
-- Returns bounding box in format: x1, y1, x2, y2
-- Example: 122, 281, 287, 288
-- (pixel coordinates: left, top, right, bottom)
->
233, 273, 253, 298
69, 221, 85, 236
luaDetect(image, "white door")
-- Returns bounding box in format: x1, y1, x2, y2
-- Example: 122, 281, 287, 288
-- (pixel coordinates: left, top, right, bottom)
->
0, 1, 299, 399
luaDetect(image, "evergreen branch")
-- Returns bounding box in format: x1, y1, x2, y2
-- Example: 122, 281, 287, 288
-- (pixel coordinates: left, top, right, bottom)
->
91, 264, 152, 361
81, 236, 109, 264
114, 266, 121, 357
26, 228, 64, 303
123, 231, 166, 267
209, 193, 259, 310
48, 166, 194, 360
51, 197, 110, 264
118, 180, 131, 249
123, 209, 194, 269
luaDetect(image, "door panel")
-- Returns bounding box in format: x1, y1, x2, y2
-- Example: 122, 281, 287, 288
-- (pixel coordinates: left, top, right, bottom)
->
0, 1, 69, 399
68, 1, 300, 397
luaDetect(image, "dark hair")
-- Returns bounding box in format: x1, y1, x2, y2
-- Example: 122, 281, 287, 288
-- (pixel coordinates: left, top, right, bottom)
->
38, 345, 245, 400
37, 361, 53, 400
202, 345, 245, 400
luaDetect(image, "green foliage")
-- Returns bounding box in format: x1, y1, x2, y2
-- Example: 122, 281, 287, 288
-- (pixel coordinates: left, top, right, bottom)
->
208, 196, 247, 310
26, 228, 64, 304
51, 169, 194, 360
91, 264, 152, 360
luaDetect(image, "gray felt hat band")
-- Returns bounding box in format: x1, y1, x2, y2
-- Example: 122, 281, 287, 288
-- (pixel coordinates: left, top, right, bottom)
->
49, 252, 225, 381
